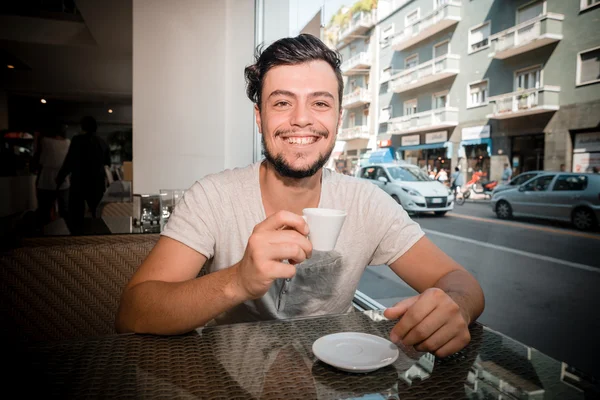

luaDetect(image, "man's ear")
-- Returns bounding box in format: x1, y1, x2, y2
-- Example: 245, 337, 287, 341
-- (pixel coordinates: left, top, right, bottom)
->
254, 104, 262, 134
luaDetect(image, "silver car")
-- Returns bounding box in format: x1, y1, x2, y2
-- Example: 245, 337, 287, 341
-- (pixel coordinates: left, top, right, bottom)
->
357, 163, 454, 216
491, 172, 600, 231
491, 170, 545, 195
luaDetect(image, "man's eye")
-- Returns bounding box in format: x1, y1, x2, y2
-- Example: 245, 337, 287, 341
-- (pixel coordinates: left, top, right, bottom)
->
314, 101, 329, 108
274, 101, 290, 107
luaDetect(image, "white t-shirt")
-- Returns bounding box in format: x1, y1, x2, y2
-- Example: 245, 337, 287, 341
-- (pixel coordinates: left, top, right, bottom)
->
161, 161, 424, 325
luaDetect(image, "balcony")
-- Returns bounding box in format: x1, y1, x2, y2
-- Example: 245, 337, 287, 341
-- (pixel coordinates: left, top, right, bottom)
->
340, 52, 372, 76
337, 11, 375, 49
338, 125, 370, 141
342, 88, 372, 109
389, 54, 460, 93
487, 86, 560, 119
388, 107, 459, 134
392, 2, 461, 51
489, 13, 564, 59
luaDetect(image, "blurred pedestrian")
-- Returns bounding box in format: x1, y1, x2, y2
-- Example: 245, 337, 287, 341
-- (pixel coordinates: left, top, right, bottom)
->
450, 167, 464, 194
33, 122, 71, 227
435, 168, 448, 185
501, 163, 512, 184
560, 164, 566, 172
56, 116, 111, 235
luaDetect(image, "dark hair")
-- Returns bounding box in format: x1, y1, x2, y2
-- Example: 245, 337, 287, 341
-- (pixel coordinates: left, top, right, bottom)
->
244, 34, 344, 110
455, 167, 459, 172
80, 116, 97, 134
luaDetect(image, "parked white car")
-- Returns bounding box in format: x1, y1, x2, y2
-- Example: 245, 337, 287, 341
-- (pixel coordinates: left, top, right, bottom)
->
357, 163, 454, 216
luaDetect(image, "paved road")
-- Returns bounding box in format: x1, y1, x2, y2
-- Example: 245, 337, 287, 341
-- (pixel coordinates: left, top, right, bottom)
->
357, 202, 600, 378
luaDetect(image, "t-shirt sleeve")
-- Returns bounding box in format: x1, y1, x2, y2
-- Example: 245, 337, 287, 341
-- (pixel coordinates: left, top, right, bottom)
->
367, 186, 425, 266
160, 181, 216, 259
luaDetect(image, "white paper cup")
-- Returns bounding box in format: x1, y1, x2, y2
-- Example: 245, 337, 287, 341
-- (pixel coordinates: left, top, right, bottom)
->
302, 208, 347, 252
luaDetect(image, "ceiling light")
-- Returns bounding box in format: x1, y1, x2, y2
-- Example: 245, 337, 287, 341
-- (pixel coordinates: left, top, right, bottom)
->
7, 64, 15, 69
40, 99, 47, 104
108, 109, 113, 113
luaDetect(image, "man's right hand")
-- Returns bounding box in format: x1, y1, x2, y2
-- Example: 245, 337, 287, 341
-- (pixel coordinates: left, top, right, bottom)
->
233, 211, 312, 300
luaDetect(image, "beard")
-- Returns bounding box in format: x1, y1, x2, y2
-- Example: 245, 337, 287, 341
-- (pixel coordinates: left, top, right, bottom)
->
261, 127, 336, 179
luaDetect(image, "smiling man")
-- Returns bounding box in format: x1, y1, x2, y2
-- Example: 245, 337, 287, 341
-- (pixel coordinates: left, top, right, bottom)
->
116, 34, 484, 358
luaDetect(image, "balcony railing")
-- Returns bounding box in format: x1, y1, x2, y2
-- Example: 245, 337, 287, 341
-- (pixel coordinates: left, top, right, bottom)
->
340, 52, 372, 75
487, 86, 560, 119
338, 125, 370, 141
389, 54, 460, 93
337, 11, 375, 49
490, 13, 564, 59
388, 107, 459, 134
392, 2, 461, 51
342, 88, 372, 109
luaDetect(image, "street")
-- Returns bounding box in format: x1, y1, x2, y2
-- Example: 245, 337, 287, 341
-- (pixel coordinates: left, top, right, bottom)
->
358, 201, 600, 379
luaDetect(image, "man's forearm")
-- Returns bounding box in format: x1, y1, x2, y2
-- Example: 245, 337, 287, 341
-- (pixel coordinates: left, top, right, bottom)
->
434, 269, 485, 325
116, 263, 247, 334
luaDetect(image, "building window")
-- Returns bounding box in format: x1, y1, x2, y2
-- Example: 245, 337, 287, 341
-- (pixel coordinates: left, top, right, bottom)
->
433, 91, 449, 109
517, 0, 544, 25
405, 9, 420, 26
381, 66, 392, 82
577, 46, 600, 86
405, 54, 419, 69
580, 0, 600, 11
468, 80, 489, 107
381, 24, 394, 48
515, 66, 542, 91
468, 21, 491, 54
404, 99, 417, 116
380, 106, 392, 122
434, 40, 450, 58
349, 112, 356, 128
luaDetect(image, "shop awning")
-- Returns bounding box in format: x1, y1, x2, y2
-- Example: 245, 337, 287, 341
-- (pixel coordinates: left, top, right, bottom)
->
397, 142, 448, 151
460, 138, 492, 156
460, 138, 492, 147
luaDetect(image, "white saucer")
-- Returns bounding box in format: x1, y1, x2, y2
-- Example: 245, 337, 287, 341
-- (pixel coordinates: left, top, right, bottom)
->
312, 332, 399, 373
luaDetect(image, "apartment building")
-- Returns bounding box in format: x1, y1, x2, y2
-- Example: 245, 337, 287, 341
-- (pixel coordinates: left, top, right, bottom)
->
327, 6, 379, 173
331, 0, 600, 180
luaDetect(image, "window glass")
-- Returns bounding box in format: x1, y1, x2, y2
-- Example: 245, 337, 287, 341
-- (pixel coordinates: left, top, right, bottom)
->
469, 22, 490, 52
469, 81, 488, 106
552, 175, 588, 191
522, 175, 555, 191
387, 166, 431, 181
579, 48, 600, 85
510, 173, 536, 186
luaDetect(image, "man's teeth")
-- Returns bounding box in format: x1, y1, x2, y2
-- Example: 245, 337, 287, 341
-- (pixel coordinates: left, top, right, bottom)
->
286, 137, 317, 145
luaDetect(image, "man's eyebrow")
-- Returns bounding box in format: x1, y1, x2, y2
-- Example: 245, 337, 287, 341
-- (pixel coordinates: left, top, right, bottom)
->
266, 90, 335, 100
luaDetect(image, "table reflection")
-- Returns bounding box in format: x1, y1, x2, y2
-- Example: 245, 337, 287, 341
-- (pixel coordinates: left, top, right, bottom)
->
16, 310, 597, 399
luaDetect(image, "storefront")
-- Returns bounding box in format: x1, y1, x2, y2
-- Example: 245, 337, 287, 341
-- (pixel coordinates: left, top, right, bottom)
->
511, 134, 545, 175
459, 125, 492, 181
573, 132, 600, 173
397, 131, 452, 174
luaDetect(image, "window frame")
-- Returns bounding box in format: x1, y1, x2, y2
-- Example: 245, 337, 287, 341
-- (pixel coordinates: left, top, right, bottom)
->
466, 79, 490, 109
405, 8, 421, 27
516, 0, 546, 25
405, 53, 419, 69
380, 105, 392, 122
468, 20, 491, 55
432, 90, 450, 109
522, 174, 556, 192
576, 45, 600, 87
552, 174, 589, 191
381, 24, 395, 49
403, 99, 418, 116
580, 0, 600, 12
514, 64, 543, 91
433, 39, 451, 59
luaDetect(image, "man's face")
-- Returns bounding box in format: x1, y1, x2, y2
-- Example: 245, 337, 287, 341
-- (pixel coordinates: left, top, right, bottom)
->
255, 60, 342, 179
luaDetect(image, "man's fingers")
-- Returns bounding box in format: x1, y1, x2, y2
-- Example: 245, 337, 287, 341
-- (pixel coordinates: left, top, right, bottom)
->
383, 296, 419, 321
401, 308, 448, 347
256, 211, 308, 235
268, 261, 297, 280
387, 295, 437, 343
412, 323, 456, 354
267, 231, 313, 260
267, 244, 309, 268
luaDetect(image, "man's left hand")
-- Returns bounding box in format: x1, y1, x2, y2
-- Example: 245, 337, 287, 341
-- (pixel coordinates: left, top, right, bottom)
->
383, 288, 471, 358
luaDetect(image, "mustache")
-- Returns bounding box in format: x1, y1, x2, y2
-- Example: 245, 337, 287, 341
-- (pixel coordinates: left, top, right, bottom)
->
274, 127, 329, 139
